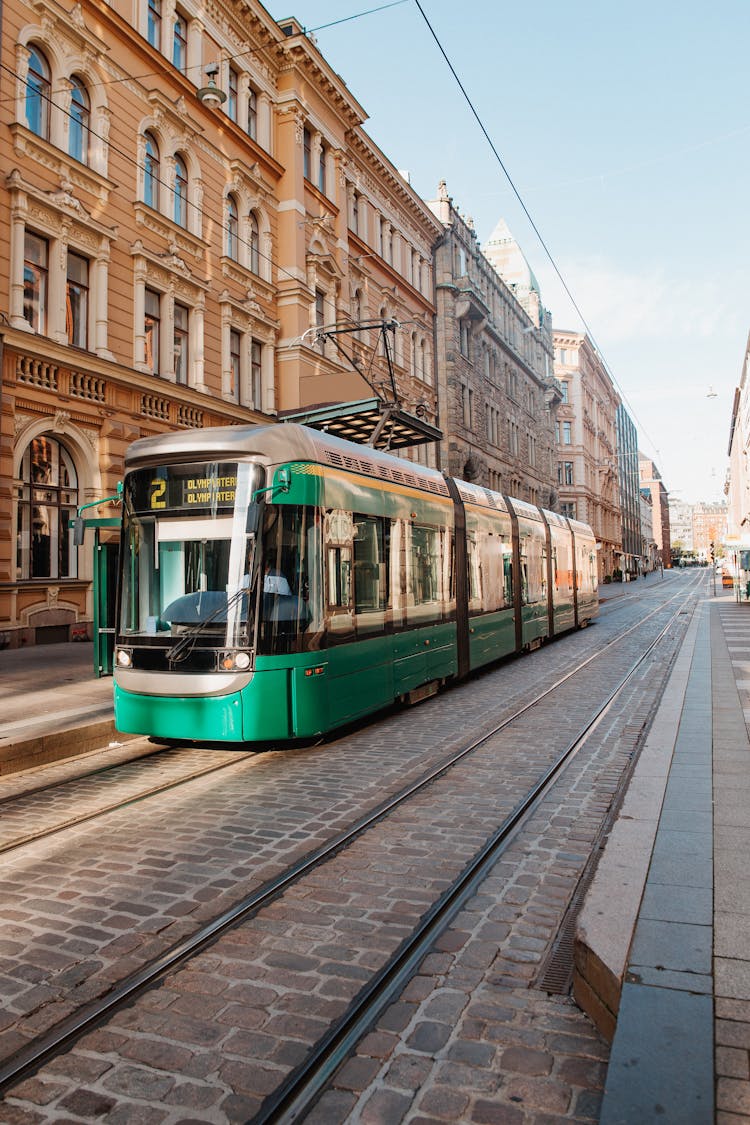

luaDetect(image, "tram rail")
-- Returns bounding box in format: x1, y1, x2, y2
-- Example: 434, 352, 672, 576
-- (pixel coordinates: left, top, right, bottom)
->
0, 573, 703, 1109
0, 571, 699, 857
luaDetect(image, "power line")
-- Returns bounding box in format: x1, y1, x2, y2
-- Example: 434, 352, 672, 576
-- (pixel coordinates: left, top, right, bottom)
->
0, 1, 408, 107
411, 0, 660, 458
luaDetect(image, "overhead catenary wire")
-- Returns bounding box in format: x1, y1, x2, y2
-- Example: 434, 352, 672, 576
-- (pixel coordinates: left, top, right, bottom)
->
411, 0, 660, 459
0, 1, 408, 107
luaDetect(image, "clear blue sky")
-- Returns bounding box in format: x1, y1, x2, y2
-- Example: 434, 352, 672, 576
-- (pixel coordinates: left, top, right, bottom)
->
269, 0, 750, 503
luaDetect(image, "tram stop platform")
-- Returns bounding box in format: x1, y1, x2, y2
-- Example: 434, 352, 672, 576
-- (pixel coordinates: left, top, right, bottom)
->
0, 582, 749, 1121
0, 641, 126, 777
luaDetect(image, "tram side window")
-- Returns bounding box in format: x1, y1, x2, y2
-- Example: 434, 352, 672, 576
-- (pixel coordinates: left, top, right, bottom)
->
354, 516, 388, 613
327, 545, 351, 607
406, 523, 449, 626
258, 504, 320, 655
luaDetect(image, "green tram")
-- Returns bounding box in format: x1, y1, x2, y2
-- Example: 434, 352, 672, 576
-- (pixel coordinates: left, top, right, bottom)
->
113, 424, 598, 743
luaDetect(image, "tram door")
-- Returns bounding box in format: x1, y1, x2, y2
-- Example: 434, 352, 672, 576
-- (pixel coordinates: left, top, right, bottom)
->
93, 531, 119, 677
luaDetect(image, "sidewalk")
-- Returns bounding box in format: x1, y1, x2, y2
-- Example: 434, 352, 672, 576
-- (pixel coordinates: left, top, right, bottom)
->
577, 584, 750, 1122
0, 641, 120, 776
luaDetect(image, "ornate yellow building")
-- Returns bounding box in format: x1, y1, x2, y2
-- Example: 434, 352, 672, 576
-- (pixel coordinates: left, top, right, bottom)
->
0, 0, 440, 646
553, 330, 622, 581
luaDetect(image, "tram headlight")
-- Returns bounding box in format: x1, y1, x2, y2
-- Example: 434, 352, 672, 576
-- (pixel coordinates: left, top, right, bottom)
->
115, 647, 132, 668
221, 651, 251, 671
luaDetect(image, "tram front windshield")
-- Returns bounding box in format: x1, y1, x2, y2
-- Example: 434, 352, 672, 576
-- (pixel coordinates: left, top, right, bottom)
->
119, 461, 263, 648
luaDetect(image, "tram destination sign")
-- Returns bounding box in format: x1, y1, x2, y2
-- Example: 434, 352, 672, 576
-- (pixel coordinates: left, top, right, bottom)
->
126, 463, 239, 514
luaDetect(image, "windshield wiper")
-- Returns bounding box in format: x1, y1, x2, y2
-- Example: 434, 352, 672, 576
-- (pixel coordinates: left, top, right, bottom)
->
167, 585, 250, 666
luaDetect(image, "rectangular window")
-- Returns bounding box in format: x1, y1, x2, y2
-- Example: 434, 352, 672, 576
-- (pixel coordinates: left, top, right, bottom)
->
318, 142, 326, 194
251, 339, 262, 407
227, 67, 238, 122
351, 191, 359, 235
461, 384, 472, 429
303, 127, 312, 180
230, 328, 241, 403
560, 380, 569, 404
459, 321, 470, 359
147, 0, 161, 49
247, 89, 257, 139
560, 502, 577, 519
23, 231, 48, 334
353, 515, 389, 630
66, 251, 89, 348
145, 288, 161, 374
563, 420, 572, 445
557, 461, 574, 486
174, 302, 189, 384
315, 289, 325, 354
172, 13, 187, 72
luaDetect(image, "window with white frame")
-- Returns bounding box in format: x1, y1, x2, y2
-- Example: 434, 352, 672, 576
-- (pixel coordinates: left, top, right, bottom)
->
227, 195, 239, 260
174, 302, 189, 384
66, 250, 89, 348
23, 231, 48, 334
68, 77, 90, 164
247, 88, 257, 139
303, 127, 312, 180
318, 140, 327, 194
26, 46, 50, 140
249, 211, 260, 274
230, 327, 241, 403
173, 153, 188, 227
172, 11, 188, 73
147, 0, 161, 49
143, 132, 160, 209
10, 176, 115, 349
227, 66, 238, 122
144, 288, 161, 374
251, 339, 262, 407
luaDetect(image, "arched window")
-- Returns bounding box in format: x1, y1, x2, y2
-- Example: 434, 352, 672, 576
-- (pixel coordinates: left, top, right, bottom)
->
249, 211, 260, 274
227, 195, 239, 260
173, 153, 188, 227
68, 76, 90, 164
16, 436, 78, 580
26, 47, 51, 139
144, 132, 160, 209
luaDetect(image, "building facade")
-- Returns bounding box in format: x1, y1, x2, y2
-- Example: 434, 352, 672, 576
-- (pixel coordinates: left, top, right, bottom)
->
0, 0, 441, 646
692, 501, 727, 559
426, 183, 559, 503
553, 331, 622, 581
615, 405, 641, 576
727, 333, 750, 543
639, 455, 671, 567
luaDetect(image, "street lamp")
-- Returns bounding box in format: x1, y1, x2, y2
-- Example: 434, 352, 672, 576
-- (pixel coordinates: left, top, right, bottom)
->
197, 65, 227, 109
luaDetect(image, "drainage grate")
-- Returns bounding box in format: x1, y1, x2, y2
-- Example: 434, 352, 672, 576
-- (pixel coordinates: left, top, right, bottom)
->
535, 867, 596, 994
